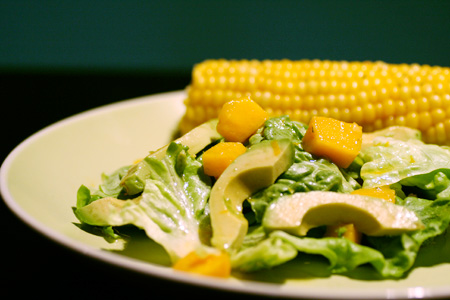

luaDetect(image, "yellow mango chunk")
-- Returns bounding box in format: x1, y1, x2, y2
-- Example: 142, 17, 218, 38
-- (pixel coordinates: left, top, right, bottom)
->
302, 116, 363, 168
325, 223, 362, 244
173, 251, 231, 278
351, 185, 396, 204
202, 142, 247, 178
217, 97, 269, 142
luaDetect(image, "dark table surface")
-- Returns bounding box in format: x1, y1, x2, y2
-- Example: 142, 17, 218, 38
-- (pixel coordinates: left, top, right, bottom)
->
0, 72, 273, 298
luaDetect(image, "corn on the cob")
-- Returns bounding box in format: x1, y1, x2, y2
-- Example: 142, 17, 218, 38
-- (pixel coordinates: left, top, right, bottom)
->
180, 59, 450, 145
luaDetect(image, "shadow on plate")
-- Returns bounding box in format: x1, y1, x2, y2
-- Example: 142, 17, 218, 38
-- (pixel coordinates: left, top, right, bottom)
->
107, 226, 172, 266
74, 223, 172, 266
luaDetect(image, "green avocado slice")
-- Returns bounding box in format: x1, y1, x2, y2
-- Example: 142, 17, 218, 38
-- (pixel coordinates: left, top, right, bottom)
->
210, 139, 295, 251
121, 119, 222, 195
263, 191, 424, 236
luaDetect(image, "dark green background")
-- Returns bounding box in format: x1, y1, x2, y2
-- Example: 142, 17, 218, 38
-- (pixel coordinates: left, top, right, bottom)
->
1, 0, 450, 296
1, 0, 450, 74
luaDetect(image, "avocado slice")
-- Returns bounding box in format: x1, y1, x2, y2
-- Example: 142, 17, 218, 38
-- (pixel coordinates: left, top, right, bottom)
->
121, 119, 222, 195
263, 191, 424, 236
210, 139, 295, 251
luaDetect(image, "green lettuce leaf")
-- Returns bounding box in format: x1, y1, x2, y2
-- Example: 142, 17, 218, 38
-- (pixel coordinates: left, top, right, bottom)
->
230, 227, 298, 272
360, 133, 450, 190
231, 228, 385, 274
399, 170, 450, 200
361, 126, 422, 149
76, 165, 130, 209
365, 197, 450, 277
74, 142, 213, 262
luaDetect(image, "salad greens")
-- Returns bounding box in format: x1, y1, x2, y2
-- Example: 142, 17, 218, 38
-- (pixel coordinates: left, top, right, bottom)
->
75, 142, 215, 261
73, 115, 450, 278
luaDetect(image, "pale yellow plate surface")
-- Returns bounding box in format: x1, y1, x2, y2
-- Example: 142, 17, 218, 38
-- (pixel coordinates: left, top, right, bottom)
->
2, 91, 450, 299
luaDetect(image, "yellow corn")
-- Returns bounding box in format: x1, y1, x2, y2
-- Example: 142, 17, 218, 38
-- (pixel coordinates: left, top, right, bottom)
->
180, 59, 450, 145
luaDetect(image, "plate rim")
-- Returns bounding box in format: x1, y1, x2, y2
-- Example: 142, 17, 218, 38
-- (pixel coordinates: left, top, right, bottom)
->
1, 90, 450, 299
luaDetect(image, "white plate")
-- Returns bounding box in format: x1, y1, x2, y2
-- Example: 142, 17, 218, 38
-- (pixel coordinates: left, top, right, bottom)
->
2, 90, 450, 299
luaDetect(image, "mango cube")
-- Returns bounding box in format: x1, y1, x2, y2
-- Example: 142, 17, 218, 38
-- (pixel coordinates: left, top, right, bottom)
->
202, 142, 247, 178
325, 223, 362, 244
351, 185, 396, 203
302, 116, 363, 168
173, 251, 231, 278
217, 98, 268, 143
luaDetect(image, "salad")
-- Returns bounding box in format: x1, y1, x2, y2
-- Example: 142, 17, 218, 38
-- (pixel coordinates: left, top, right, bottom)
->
73, 97, 450, 279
